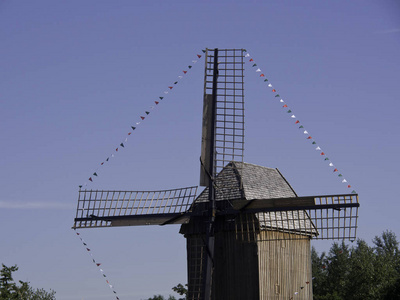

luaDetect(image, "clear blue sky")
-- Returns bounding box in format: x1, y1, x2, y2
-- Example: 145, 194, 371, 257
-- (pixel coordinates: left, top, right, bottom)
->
1, 1, 399, 299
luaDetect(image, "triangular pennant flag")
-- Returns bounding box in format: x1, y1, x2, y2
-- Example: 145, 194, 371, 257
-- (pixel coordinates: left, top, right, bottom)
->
307, 136, 312, 139
338, 174, 343, 177
79, 185, 82, 188
96, 263, 101, 266
202, 50, 206, 53
252, 64, 257, 67
76, 232, 80, 235
260, 74, 265, 77
272, 89, 276, 92
111, 154, 114, 157
329, 163, 334, 166
304, 130, 308, 134
183, 70, 187, 74
347, 185, 351, 188
245, 53, 250, 57
159, 97, 164, 100
299, 125, 304, 128
316, 146, 321, 150
100, 269, 104, 272
192, 60, 197, 63
120, 143, 124, 148
280, 99, 284, 102
275, 94, 280, 97
188, 65, 192, 69
93, 172, 98, 176
256, 68, 261, 72
174, 81, 178, 84
197, 54, 202, 58
352, 190, 357, 194
116, 148, 118, 152
178, 76, 183, 79
295, 120, 300, 124
287, 110, 292, 113
324, 157, 329, 160
321, 152, 325, 155
101, 162, 104, 165
168, 86, 173, 90
86, 248, 90, 251
155, 101, 159, 105
140, 116, 145, 120
264, 78, 268, 82
333, 168, 338, 172
89, 177, 93, 182
342, 179, 347, 183
103, 274, 106, 277
83, 242, 87, 246
131, 126, 136, 131
291, 115, 296, 118
145, 111, 150, 115
106, 157, 109, 161
164, 91, 168, 94
306, 281, 310, 284
92, 259, 96, 263
312, 141, 316, 144
249, 58, 254, 62
268, 84, 273, 87
283, 104, 288, 107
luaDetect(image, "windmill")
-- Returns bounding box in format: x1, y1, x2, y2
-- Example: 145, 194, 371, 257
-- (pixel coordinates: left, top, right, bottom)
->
73, 48, 359, 300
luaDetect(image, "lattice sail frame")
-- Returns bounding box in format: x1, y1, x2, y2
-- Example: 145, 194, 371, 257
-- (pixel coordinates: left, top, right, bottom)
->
234, 194, 359, 242
74, 186, 198, 228
204, 48, 245, 176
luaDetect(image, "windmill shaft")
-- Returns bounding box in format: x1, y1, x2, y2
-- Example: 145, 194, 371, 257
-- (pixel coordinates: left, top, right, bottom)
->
202, 48, 219, 300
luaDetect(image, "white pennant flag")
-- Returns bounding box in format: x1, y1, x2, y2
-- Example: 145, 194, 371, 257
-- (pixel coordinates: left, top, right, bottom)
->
245, 53, 250, 57
280, 99, 284, 103
329, 163, 334, 167
192, 60, 197, 63
342, 179, 347, 183
164, 91, 168, 94
268, 84, 273, 87
291, 115, 296, 118
304, 130, 308, 134
178, 76, 183, 79
316, 146, 321, 150
124, 138, 128, 142
256, 68, 261, 72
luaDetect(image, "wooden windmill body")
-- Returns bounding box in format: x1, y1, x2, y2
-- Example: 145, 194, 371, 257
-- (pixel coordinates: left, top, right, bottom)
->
73, 48, 359, 300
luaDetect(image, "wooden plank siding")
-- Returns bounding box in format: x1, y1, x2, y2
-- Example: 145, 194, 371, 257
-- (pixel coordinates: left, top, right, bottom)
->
257, 231, 312, 300
184, 230, 312, 300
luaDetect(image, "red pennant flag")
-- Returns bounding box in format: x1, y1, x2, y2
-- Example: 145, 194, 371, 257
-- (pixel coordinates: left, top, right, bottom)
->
306, 282, 310, 284
128, 132, 132, 135
197, 54, 201, 58
116, 148, 118, 152
249, 58, 253, 62
96, 263, 101, 266
86, 248, 90, 251
295, 120, 300, 124
272, 89, 276, 92
321, 152, 325, 155
183, 70, 187, 74
140, 116, 145, 120
334, 168, 338, 172
283, 104, 288, 107
89, 177, 93, 182
347, 185, 351, 188
168, 86, 173, 89
101, 162, 104, 165
307, 136, 312, 139
155, 101, 159, 105
76, 232, 80, 235
260, 74, 265, 77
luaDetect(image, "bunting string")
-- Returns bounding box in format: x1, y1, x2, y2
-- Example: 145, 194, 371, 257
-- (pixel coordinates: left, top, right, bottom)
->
244, 50, 356, 194
74, 229, 120, 299
80, 52, 204, 189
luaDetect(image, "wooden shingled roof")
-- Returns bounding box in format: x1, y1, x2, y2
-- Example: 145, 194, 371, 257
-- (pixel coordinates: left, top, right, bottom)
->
194, 162, 318, 237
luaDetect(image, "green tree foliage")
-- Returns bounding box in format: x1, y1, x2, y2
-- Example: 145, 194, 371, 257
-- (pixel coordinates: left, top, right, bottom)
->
312, 230, 400, 300
0, 264, 56, 300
